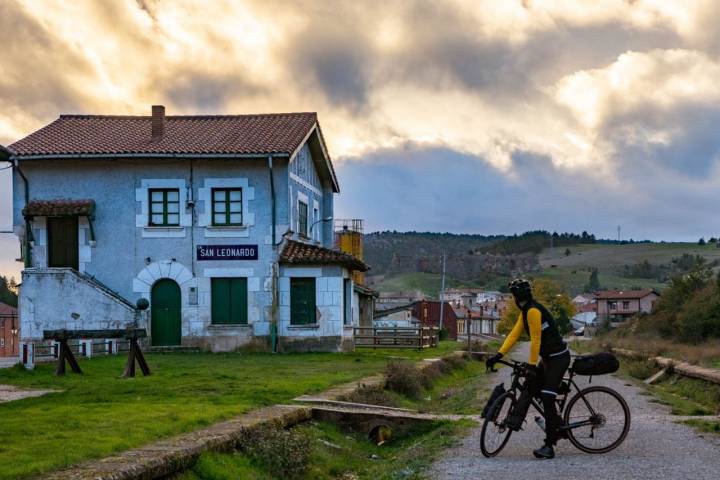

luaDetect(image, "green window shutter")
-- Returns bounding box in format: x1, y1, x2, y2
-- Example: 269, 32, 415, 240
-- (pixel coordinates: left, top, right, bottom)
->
229, 278, 248, 324
291, 277, 316, 325
212, 278, 248, 325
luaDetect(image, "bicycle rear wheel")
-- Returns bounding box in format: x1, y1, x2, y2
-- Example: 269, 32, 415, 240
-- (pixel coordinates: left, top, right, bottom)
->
480, 391, 515, 457
563, 385, 630, 453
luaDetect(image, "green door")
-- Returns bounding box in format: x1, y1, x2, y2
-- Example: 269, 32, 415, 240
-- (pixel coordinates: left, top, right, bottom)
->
151, 279, 181, 346
290, 277, 316, 325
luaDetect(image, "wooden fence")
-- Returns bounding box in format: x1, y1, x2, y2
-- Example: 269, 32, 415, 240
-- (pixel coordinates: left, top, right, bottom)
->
354, 326, 440, 349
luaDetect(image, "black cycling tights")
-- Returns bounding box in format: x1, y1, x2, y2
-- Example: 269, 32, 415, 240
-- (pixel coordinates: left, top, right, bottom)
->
538, 351, 571, 445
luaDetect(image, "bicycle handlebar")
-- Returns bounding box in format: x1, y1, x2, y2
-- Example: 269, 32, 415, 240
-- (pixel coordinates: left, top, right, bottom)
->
487, 358, 531, 373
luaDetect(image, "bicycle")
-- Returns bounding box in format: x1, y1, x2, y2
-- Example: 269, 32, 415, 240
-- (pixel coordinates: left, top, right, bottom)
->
480, 358, 631, 457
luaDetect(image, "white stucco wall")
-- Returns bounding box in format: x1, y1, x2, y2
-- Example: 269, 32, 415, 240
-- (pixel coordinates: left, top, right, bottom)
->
19, 268, 137, 341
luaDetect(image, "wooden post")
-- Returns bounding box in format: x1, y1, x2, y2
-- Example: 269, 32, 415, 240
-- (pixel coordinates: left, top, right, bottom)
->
55, 339, 82, 376
122, 337, 151, 378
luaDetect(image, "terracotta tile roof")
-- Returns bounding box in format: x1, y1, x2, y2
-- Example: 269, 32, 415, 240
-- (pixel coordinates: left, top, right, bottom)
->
0, 302, 17, 317
595, 289, 659, 300
280, 240, 369, 271
22, 199, 95, 217
7, 112, 318, 157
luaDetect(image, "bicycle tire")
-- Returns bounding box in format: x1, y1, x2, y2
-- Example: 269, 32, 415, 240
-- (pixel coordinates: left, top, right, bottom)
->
563, 385, 631, 454
480, 391, 516, 457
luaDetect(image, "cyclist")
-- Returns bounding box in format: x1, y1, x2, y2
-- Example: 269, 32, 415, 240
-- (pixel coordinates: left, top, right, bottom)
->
486, 278, 571, 459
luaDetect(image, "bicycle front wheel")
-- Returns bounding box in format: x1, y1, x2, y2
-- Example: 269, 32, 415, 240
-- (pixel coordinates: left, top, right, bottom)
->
480, 391, 515, 457
564, 385, 630, 454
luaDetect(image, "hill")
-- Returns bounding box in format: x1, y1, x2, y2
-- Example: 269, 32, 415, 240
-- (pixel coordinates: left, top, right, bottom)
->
535, 243, 720, 294
363, 231, 720, 296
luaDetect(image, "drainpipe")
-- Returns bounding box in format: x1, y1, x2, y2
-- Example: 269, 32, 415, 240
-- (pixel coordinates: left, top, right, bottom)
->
2, 147, 33, 269
268, 155, 278, 352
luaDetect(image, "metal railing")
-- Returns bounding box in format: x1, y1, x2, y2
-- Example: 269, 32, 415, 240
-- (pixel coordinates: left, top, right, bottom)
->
354, 326, 439, 349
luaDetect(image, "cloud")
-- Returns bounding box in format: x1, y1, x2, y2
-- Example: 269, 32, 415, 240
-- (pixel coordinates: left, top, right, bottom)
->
3, 0, 720, 279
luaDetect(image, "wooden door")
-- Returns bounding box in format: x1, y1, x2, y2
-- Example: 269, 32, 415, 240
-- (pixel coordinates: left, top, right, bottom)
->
290, 277, 316, 325
47, 217, 79, 269
151, 279, 182, 346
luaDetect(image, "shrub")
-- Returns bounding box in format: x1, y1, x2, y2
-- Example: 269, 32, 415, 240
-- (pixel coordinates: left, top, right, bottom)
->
462, 339, 484, 352
385, 360, 423, 399
341, 384, 399, 407
625, 360, 656, 380
419, 362, 443, 389
440, 355, 467, 371
238, 424, 310, 479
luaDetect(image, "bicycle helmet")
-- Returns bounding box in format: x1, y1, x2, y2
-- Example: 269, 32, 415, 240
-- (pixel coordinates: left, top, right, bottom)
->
508, 278, 533, 303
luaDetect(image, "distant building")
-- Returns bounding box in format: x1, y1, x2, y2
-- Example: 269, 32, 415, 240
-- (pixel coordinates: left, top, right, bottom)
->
413, 300, 458, 339
440, 288, 484, 307
373, 303, 417, 328
0, 302, 19, 357
572, 293, 596, 307
595, 289, 660, 324
571, 303, 598, 330
376, 291, 426, 309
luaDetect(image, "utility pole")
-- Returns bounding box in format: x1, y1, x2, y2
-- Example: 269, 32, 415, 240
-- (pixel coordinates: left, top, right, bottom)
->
617, 225, 621, 242
438, 252, 446, 332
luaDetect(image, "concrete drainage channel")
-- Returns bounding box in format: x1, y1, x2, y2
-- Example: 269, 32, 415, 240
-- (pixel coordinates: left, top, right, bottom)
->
41, 354, 479, 480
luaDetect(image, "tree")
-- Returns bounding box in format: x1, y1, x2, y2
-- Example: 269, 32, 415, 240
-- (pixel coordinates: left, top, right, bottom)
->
698, 237, 706, 245
564, 248, 571, 256
584, 269, 601, 293
0, 275, 18, 307
497, 279, 576, 335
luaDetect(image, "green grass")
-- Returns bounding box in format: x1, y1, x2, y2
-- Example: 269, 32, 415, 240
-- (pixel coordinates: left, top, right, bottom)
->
178, 417, 472, 480
534, 267, 666, 294
681, 419, 720, 434
617, 358, 720, 416
371, 272, 483, 297
386, 358, 490, 415
0, 344, 462, 480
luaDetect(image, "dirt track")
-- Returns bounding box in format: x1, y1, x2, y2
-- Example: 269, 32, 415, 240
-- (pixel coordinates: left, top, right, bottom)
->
430, 343, 720, 480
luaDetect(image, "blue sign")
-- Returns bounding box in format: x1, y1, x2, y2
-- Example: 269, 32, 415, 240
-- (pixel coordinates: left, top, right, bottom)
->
197, 245, 258, 261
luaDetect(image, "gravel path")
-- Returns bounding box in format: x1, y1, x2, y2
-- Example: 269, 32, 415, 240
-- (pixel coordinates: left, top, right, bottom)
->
430, 343, 720, 480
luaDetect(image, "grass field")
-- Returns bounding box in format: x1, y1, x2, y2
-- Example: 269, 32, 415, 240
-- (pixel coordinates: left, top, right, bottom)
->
0, 344, 461, 480
178, 419, 471, 480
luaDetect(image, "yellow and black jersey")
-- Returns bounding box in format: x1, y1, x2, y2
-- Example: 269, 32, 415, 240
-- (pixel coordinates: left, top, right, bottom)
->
498, 300, 567, 364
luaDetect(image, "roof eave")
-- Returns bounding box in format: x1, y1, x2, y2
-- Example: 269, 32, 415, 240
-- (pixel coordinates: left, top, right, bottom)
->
10, 152, 291, 161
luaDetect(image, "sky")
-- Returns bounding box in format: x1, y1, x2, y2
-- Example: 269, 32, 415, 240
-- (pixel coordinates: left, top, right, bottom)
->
2, 0, 720, 279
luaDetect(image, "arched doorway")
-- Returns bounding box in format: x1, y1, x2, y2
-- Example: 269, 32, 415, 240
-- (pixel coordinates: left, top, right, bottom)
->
151, 279, 181, 346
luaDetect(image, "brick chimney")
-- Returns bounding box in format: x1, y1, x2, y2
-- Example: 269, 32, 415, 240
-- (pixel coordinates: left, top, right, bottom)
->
151, 105, 165, 141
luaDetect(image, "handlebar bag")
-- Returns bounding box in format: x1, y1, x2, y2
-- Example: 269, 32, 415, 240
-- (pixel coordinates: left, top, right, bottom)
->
573, 352, 619, 376
481, 383, 506, 418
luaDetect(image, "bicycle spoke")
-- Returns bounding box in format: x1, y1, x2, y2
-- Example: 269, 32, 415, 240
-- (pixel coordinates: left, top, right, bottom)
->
566, 388, 629, 453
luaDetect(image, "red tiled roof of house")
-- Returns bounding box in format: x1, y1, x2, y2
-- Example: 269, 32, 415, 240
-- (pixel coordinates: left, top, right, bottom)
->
595, 289, 659, 299
22, 199, 95, 217
577, 303, 597, 313
7, 112, 318, 157
0, 302, 18, 317
280, 240, 369, 272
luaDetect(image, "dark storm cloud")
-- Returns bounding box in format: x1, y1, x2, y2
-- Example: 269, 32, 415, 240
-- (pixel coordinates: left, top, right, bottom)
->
334, 144, 717, 241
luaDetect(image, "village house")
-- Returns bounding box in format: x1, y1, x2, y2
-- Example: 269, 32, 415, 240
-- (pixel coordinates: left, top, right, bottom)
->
595, 289, 659, 325
0, 302, 19, 358
1, 106, 368, 356
373, 300, 457, 339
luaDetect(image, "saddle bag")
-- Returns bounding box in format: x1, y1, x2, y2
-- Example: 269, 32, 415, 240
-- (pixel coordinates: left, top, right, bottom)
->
481, 383, 506, 418
573, 352, 619, 376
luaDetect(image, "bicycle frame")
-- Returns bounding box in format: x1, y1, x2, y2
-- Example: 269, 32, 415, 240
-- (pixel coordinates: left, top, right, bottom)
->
498, 359, 602, 432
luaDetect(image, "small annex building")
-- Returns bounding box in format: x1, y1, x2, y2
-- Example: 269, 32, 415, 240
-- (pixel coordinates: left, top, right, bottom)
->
2, 106, 368, 355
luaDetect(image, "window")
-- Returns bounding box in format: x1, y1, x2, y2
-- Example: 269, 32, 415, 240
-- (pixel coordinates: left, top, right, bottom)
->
211, 278, 248, 325
212, 188, 243, 226
622, 301, 630, 310
291, 277, 316, 325
313, 207, 319, 240
298, 200, 308, 237
343, 278, 352, 325
608, 301, 617, 310
149, 189, 180, 226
